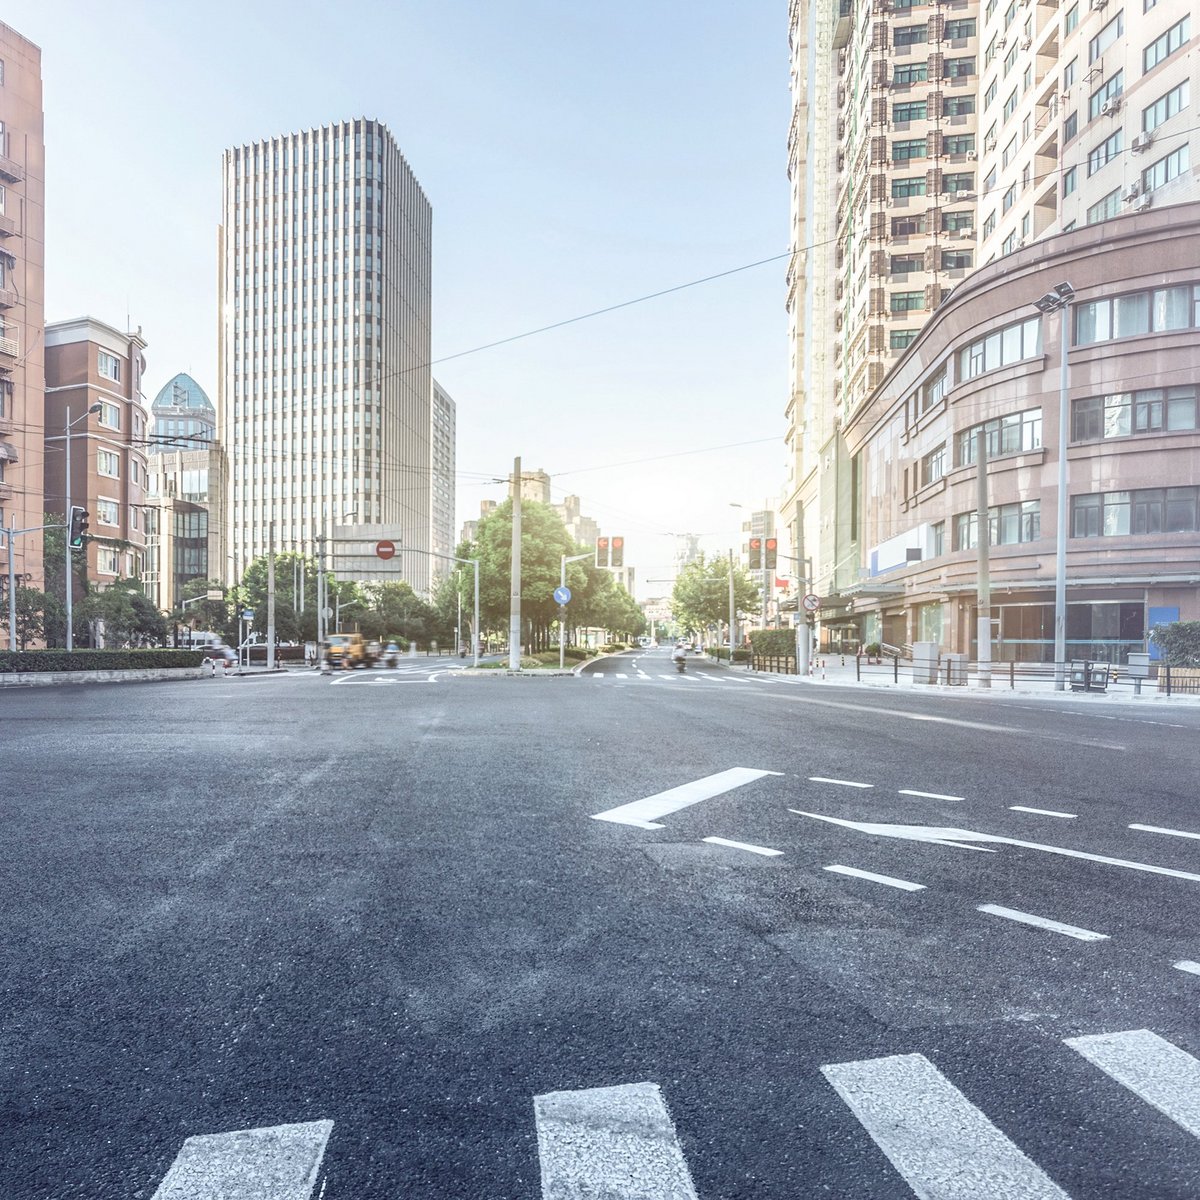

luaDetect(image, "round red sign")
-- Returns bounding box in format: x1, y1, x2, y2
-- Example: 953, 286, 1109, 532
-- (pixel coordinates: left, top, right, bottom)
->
376, 540, 397, 560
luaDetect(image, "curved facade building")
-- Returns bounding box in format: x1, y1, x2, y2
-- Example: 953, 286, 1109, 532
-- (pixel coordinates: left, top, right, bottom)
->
149, 372, 216, 452
831, 201, 1200, 663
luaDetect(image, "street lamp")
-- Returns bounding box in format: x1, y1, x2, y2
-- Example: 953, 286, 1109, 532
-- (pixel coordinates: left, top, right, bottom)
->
1032, 281, 1075, 690
316, 508, 358, 653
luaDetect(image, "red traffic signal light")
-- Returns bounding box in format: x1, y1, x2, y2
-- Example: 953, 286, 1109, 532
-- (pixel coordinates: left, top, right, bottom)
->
595, 536, 610, 568
765, 537, 778, 571
748, 536, 762, 570
611, 536, 624, 569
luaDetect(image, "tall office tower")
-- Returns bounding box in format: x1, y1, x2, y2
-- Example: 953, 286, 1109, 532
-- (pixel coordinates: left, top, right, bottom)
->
429, 378, 455, 580
219, 118, 432, 589
978, 0, 1195, 262
0, 22, 45, 593
784, 0, 981, 595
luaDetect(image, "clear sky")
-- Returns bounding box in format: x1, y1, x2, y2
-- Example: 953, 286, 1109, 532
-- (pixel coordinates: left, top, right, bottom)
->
7, 0, 790, 588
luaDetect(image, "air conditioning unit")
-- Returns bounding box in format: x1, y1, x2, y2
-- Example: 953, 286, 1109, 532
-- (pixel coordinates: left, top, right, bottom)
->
1131, 131, 1154, 153
1137, 193, 1153, 211
1020, 37, 1032, 50
1100, 96, 1122, 116
997, 37, 1007, 49
966, 150, 978, 159
955, 228, 973, 238
984, 136, 997, 151
1123, 182, 1141, 202
1091, 0, 1108, 9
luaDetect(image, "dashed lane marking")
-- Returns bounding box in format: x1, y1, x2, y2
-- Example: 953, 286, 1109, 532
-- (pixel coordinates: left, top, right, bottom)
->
1067, 1029, 1200, 1140
702, 836, 783, 857
150, 1119, 333, 1200
822, 1052, 1071, 1200
824, 864, 925, 891
809, 776, 874, 788
1130, 823, 1200, 842
1174, 961, 1200, 977
534, 1081, 698, 1200
1009, 805, 1077, 819
977, 903, 1109, 942
898, 789, 964, 802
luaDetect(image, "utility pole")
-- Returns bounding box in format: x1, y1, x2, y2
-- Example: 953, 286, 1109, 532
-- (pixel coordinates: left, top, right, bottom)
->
509, 455, 522, 670
316, 533, 326, 651
728, 549, 736, 655
5, 512, 15, 652
266, 520, 276, 672
976, 432, 992, 689
64, 405, 74, 651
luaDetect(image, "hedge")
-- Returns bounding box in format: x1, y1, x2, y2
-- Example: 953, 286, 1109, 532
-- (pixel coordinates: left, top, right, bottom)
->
748, 629, 797, 656
0, 649, 206, 673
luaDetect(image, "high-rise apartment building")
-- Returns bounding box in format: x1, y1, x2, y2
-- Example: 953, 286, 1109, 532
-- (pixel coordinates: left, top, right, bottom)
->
430, 378, 455, 579
0, 22, 45, 593
219, 118, 433, 590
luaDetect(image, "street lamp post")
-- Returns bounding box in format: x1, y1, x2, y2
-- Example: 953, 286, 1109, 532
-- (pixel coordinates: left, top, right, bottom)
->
1033, 281, 1075, 690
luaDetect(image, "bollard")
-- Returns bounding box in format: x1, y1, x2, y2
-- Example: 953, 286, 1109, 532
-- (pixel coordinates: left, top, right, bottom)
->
893, 655, 899, 683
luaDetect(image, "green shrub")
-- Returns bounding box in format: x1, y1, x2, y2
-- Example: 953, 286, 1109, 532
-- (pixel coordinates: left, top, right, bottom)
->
708, 646, 730, 661
519, 655, 542, 669
0, 649, 205, 674
748, 629, 796, 656
863, 642, 882, 658
731, 648, 752, 664
1151, 621, 1200, 667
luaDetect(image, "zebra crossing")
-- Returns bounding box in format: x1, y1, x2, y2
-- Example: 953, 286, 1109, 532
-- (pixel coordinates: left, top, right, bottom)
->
141, 1026, 1200, 1197
587, 668, 760, 685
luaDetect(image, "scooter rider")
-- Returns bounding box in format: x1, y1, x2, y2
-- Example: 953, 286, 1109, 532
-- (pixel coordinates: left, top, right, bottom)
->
672, 641, 688, 671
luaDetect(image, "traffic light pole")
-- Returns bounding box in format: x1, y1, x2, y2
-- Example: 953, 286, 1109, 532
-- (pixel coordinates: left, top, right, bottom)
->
3, 515, 64, 651
65, 406, 75, 650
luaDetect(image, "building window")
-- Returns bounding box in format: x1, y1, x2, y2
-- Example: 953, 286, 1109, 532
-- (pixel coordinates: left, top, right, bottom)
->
892, 176, 928, 198
1085, 188, 1122, 224
893, 138, 927, 162
985, 80, 999, 108
891, 329, 919, 350
892, 213, 928, 236
1063, 166, 1078, 197
983, 211, 997, 238
1144, 16, 1190, 73
894, 24, 928, 46
956, 501, 1041, 549
98, 400, 120, 430
894, 63, 929, 85
923, 365, 948, 410
1004, 44, 1020, 75
894, 100, 928, 122
945, 18, 976, 38
1073, 385, 1199, 440
98, 351, 121, 382
1065, 2, 1080, 33
96, 499, 119, 526
946, 57, 976, 78
942, 172, 975, 193
930, 521, 946, 557
944, 134, 976, 155
945, 95, 976, 116
1087, 130, 1123, 175
1073, 488, 1200, 537
1003, 89, 1019, 120
942, 250, 973, 270
942, 210, 973, 232
892, 291, 925, 313
97, 547, 122, 575
1002, 184, 1017, 212
1089, 12, 1124, 64
891, 254, 924, 275
959, 316, 1042, 380
921, 443, 947, 486
1089, 71, 1124, 119
957, 408, 1043, 464
1063, 58, 1078, 89
1075, 284, 1199, 344
1063, 111, 1079, 142
97, 450, 120, 478
1143, 80, 1189, 131
1142, 144, 1190, 192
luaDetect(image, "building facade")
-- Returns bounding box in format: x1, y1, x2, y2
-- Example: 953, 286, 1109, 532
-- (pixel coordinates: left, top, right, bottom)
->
148, 372, 217, 453
220, 117, 433, 590
0, 22, 45, 596
430, 378, 456, 580
835, 203, 1200, 662
43, 318, 151, 587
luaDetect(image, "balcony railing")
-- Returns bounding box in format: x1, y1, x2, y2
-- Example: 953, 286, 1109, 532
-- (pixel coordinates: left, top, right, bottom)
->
0, 287, 17, 310
0, 213, 15, 237
0, 329, 17, 358
0, 154, 23, 184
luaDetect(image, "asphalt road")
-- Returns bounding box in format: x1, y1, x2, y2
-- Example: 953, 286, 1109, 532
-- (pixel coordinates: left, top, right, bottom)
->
4, 648, 1200, 1198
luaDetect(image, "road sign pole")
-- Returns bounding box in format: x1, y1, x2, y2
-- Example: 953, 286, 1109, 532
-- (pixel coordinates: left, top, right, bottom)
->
473, 557, 480, 669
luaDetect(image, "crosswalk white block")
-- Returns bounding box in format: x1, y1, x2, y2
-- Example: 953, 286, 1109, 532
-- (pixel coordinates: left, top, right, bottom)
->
822, 1052, 1070, 1199
535, 1081, 698, 1200
1066, 1028, 1200, 1139
151, 1120, 334, 1200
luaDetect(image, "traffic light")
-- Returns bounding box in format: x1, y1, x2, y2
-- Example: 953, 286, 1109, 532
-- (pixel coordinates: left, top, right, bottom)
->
748, 536, 762, 570
610, 536, 624, 569
765, 537, 778, 572
595, 536, 610, 568
68, 506, 89, 549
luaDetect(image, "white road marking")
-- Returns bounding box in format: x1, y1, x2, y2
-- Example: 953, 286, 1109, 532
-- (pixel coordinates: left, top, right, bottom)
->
534, 1081, 698, 1200
657, 675, 677, 680
977, 903, 1109, 941
1130, 823, 1200, 842
825, 864, 925, 891
615, 673, 628, 679
809, 776, 874, 789
789, 811, 1200, 883
151, 1120, 334, 1199
1010, 805, 1077, 819
591, 768, 782, 830
1066, 1028, 1200, 1139
899, 789, 964, 802
594, 672, 605, 678
1174, 961, 1200, 977
702, 836, 783, 857
822, 1052, 1070, 1199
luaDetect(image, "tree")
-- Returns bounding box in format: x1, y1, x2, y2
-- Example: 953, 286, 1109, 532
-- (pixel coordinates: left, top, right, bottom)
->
671, 554, 760, 640
79, 580, 167, 647
1150, 621, 1200, 667
1, 587, 47, 650
41, 512, 88, 647
358, 580, 437, 645
237, 553, 320, 643
170, 578, 233, 644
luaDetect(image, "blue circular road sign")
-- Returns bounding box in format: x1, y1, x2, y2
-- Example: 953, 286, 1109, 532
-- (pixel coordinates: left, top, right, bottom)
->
553, 586, 572, 605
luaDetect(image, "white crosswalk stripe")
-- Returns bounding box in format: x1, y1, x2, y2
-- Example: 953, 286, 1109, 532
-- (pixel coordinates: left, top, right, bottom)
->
1066, 1028, 1200, 1140
822, 1052, 1071, 1199
151, 1119, 333, 1199
534, 1081, 698, 1200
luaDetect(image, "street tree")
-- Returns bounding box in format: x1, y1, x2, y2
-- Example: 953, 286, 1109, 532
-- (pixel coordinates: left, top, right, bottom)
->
671, 554, 760, 641
79, 580, 168, 647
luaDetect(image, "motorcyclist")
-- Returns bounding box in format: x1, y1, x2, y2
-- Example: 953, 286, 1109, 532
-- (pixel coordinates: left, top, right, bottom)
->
672, 641, 688, 669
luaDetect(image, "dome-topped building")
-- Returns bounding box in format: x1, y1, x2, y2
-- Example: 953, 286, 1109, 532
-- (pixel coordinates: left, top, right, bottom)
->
149, 373, 215, 452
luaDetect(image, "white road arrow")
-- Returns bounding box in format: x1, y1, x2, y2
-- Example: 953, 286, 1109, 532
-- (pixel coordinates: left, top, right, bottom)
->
789, 810, 1200, 883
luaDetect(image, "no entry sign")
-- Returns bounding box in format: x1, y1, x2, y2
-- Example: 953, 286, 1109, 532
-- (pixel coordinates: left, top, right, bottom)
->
376, 540, 397, 560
